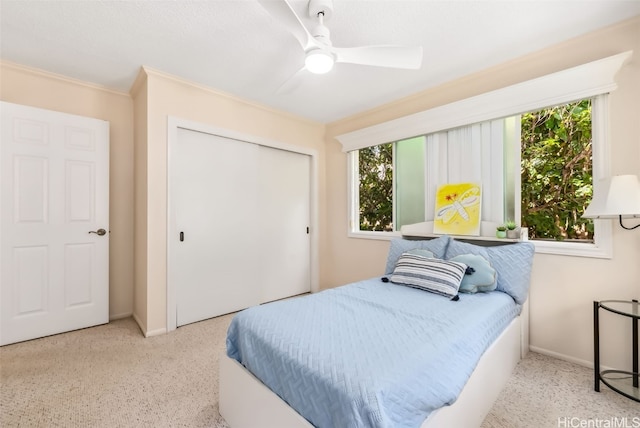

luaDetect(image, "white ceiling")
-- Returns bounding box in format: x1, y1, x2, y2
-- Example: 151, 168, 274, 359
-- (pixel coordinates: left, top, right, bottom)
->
1, 0, 639, 123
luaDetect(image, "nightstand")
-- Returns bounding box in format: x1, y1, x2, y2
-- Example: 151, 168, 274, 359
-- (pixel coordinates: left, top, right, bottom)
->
593, 299, 640, 402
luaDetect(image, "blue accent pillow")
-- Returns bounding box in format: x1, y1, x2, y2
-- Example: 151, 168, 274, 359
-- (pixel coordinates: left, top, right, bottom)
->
390, 252, 465, 299
384, 236, 450, 275
450, 254, 497, 293
445, 239, 535, 304
406, 248, 435, 258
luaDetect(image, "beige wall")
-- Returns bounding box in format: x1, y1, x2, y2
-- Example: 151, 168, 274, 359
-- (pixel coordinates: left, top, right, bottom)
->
0, 62, 135, 320
325, 16, 640, 370
131, 71, 149, 331
132, 68, 327, 334
2, 16, 638, 370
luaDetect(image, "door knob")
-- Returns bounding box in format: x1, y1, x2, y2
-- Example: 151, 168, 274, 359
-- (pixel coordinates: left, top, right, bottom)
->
89, 228, 107, 236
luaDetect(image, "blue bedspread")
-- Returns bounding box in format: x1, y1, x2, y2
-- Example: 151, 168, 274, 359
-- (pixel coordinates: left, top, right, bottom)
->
226, 278, 520, 428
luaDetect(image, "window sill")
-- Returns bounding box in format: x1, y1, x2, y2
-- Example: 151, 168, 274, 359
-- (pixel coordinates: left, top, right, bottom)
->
531, 240, 611, 259
347, 230, 402, 241
399, 221, 524, 245
400, 221, 613, 258
350, 222, 612, 259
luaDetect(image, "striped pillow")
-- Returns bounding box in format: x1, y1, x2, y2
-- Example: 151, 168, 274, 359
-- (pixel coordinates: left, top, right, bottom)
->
390, 253, 466, 299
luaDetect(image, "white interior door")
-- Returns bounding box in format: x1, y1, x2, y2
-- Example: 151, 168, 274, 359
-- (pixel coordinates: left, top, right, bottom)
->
1, 102, 109, 346
170, 128, 311, 327
258, 146, 311, 303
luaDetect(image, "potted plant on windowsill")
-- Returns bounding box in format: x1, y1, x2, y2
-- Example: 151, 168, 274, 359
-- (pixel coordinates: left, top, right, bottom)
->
505, 221, 519, 239
496, 225, 507, 238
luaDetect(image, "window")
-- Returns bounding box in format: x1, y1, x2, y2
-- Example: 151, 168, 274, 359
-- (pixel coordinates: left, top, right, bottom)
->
340, 52, 629, 257
351, 117, 511, 236
357, 143, 393, 231
520, 99, 594, 242
357, 138, 425, 232
353, 100, 595, 244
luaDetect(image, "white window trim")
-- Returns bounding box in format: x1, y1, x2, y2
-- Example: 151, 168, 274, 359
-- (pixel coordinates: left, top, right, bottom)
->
336, 51, 630, 152
342, 51, 632, 257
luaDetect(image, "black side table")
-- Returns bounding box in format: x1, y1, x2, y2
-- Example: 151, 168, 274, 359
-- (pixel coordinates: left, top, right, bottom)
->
593, 299, 639, 402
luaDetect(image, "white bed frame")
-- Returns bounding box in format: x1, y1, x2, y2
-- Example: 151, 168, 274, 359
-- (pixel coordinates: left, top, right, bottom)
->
219, 299, 529, 428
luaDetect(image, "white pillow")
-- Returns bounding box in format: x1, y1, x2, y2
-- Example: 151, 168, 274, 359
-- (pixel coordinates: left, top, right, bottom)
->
390, 252, 465, 299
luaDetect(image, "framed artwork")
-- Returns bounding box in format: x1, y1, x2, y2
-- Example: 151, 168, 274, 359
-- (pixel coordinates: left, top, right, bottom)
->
433, 182, 482, 236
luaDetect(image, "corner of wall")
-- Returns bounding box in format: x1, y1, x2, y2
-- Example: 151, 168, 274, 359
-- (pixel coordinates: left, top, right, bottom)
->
131, 69, 149, 334
129, 67, 149, 99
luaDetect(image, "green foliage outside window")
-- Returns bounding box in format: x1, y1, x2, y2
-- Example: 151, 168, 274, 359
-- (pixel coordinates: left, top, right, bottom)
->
521, 99, 593, 241
358, 144, 393, 231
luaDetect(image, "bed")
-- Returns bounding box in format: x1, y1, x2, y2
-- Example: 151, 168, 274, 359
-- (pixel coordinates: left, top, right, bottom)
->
219, 236, 535, 428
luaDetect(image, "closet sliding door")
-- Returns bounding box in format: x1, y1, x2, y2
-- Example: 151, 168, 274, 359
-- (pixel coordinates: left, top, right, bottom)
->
171, 129, 261, 327
169, 128, 311, 327
258, 145, 311, 303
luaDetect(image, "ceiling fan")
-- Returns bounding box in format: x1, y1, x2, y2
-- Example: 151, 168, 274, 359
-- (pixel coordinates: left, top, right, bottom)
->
258, 0, 423, 90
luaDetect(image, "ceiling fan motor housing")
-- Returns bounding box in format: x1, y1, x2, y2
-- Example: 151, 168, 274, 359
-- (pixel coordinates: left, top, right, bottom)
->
308, 0, 333, 45
311, 24, 331, 46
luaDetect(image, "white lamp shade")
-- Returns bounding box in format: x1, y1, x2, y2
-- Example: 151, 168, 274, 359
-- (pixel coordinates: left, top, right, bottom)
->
582, 174, 640, 218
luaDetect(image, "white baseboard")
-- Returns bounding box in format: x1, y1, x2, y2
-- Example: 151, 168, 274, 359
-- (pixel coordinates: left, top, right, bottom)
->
109, 312, 132, 321
144, 327, 167, 337
132, 312, 147, 336
132, 312, 167, 338
529, 345, 593, 369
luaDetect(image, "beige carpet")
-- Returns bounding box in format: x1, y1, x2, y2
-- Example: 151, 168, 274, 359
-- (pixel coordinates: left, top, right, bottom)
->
1, 316, 638, 427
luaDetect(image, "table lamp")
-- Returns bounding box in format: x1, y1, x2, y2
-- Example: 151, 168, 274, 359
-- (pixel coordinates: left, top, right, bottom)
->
583, 174, 640, 230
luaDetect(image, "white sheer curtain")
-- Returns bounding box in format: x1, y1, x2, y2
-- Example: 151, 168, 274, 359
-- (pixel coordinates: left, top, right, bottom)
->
424, 119, 508, 226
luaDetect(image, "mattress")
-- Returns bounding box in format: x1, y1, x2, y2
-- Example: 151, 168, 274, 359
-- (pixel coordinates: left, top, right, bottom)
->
226, 278, 520, 428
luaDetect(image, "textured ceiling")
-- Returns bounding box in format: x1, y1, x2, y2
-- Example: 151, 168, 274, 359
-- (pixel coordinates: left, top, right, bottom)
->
1, 0, 639, 123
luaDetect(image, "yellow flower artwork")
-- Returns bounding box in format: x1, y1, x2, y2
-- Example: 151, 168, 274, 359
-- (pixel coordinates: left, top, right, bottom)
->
433, 182, 482, 236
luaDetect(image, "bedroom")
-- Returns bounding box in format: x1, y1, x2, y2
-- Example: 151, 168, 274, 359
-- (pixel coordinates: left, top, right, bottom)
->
1, 0, 639, 426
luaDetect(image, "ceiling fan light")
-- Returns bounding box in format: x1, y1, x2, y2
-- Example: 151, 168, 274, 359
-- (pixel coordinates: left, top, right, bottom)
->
305, 50, 334, 74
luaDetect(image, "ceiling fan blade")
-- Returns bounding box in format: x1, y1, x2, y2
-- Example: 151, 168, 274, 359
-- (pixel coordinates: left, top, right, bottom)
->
332, 45, 423, 70
258, 0, 318, 51
276, 66, 307, 94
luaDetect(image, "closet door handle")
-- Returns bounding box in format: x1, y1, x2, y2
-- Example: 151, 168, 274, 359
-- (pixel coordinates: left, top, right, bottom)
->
89, 228, 107, 236
180, 232, 184, 242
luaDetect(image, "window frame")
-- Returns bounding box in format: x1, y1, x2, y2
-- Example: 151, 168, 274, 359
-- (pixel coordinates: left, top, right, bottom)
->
528, 95, 612, 258
348, 147, 402, 240
341, 52, 631, 258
